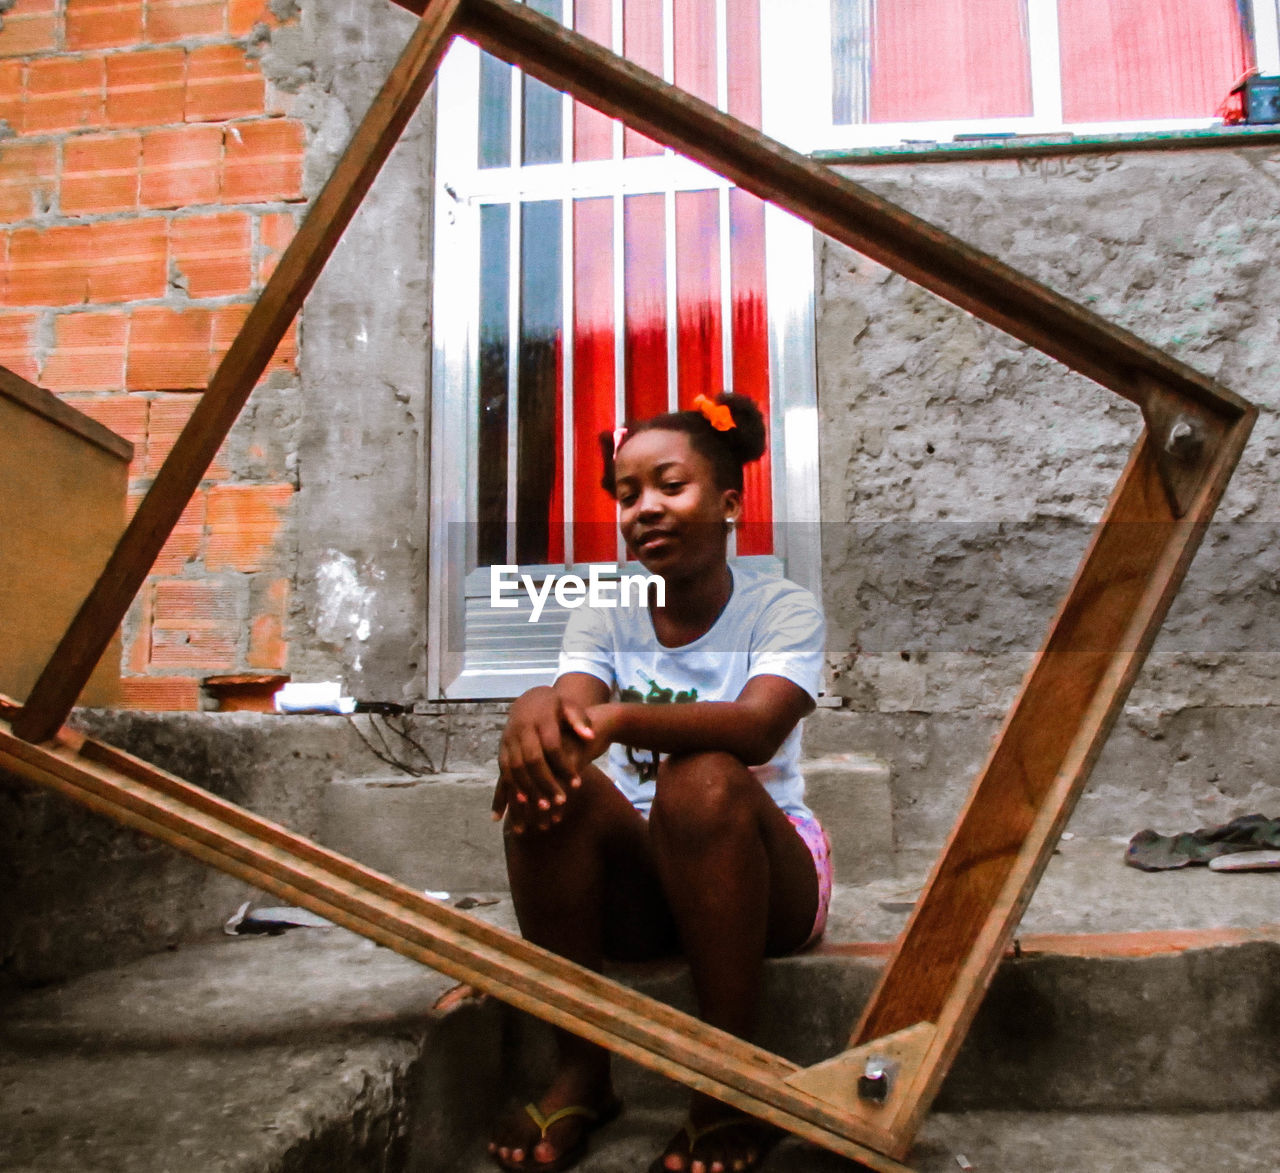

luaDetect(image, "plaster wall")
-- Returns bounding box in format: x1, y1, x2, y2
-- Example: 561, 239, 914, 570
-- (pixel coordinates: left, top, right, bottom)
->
814, 145, 1280, 847
260, 0, 436, 703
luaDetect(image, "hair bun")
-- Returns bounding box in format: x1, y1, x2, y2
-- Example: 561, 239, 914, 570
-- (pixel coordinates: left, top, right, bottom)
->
596, 392, 769, 496
715, 392, 767, 466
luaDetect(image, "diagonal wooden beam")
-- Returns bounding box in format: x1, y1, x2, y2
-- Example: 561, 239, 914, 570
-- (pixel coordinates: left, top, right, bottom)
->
0, 700, 911, 1172
843, 403, 1254, 1139
10, 0, 465, 745
433, 0, 1249, 426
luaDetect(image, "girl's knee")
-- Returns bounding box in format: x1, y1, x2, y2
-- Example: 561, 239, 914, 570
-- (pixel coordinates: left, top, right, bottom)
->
651, 751, 755, 841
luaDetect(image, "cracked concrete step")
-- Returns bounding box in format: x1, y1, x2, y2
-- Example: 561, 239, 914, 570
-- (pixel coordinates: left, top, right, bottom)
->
318, 753, 894, 893
450, 1105, 1280, 1173
6, 922, 1278, 1171
0, 922, 515, 1173
7, 842, 1280, 1172
493, 930, 1280, 1119
826, 832, 1280, 942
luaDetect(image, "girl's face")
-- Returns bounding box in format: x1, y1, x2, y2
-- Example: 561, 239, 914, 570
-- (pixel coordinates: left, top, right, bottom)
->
613, 428, 740, 578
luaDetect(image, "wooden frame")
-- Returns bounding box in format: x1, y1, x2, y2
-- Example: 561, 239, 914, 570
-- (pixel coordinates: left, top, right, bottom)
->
5, 0, 1256, 1166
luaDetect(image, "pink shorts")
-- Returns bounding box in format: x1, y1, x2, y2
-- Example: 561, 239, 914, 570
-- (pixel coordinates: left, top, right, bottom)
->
787, 814, 833, 950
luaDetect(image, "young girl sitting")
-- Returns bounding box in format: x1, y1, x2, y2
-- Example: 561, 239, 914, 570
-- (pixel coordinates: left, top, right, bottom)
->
488, 392, 830, 1173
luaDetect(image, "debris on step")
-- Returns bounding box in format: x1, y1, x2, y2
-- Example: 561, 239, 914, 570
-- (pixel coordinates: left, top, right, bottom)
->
454, 896, 500, 910
1126, 814, 1280, 871
223, 902, 335, 935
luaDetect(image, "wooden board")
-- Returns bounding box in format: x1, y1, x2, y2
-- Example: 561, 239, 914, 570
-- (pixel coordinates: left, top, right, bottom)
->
850, 410, 1253, 1142
0, 367, 128, 708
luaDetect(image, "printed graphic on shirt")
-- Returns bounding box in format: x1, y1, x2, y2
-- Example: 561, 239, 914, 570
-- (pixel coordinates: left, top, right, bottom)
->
619, 671, 697, 780
619, 670, 698, 706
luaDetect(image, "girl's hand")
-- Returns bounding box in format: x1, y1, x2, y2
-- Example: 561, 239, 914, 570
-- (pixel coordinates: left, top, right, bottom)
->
492, 685, 592, 832
503, 704, 613, 835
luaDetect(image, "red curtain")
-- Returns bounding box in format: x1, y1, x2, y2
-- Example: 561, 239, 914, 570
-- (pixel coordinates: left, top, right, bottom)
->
624, 0, 666, 156
870, 0, 1032, 122
623, 193, 669, 421
726, 0, 762, 129
568, 188, 775, 560
557, 0, 776, 562
572, 197, 617, 563
729, 188, 772, 557
1058, 0, 1251, 122
674, 0, 718, 105
675, 189, 723, 408
573, 0, 614, 160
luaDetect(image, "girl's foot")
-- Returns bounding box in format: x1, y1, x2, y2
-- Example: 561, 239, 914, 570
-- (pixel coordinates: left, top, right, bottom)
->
650, 1100, 781, 1173
488, 1074, 621, 1172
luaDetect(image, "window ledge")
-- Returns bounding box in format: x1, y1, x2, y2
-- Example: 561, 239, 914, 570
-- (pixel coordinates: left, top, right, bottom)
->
811, 124, 1280, 166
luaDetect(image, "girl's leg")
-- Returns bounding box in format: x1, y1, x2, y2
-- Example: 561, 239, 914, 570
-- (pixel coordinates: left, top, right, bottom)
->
491, 763, 676, 1169
647, 751, 819, 1172
649, 750, 817, 1032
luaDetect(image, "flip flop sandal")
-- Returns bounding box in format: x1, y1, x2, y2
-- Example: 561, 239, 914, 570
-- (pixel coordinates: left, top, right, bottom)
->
492, 1097, 623, 1173
646, 1114, 781, 1173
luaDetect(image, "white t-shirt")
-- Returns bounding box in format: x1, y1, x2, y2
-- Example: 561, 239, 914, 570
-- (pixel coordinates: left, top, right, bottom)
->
555, 561, 826, 819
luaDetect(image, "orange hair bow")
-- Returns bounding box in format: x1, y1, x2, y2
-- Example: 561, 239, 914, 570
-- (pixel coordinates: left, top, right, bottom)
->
693, 394, 734, 431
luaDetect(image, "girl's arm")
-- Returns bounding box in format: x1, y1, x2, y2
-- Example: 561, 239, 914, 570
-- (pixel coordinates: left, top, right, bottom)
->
492, 672, 609, 830
580, 674, 814, 768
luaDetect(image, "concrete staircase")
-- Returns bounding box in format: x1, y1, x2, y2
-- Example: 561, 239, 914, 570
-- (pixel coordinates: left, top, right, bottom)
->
444, 838, 1280, 1172
317, 753, 895, 893
5, 720, 1280, 1172
6, 858, 1280, 1172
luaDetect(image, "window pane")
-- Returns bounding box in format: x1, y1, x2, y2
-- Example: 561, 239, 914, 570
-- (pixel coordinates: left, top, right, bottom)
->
1058, 0, 1250, 122
625, 0, 667, 156
574, 0, 616, 160
624, 193, 669, 420
729, 188, 772, 556
517, 200, 563, 564
675, 0, 718, 106
868, 0, 1032, 123
478, 204, 510, 567
523, 0, 565, 164
727, 0, 763, 128
831, 0, 872, 124
479, 52, 512, 169
675, 189, 723, 406
573, 197, 618, 564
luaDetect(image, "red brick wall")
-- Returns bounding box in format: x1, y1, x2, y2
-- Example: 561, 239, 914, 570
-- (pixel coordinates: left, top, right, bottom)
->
0, 0, 304, 711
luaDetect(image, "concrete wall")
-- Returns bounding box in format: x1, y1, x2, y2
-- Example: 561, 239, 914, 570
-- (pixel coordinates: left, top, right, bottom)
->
260, 0, 436, 703
811, 144, 1280, 848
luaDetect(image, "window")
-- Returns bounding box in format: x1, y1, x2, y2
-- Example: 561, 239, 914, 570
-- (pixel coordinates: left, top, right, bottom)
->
824, 0, 1278, 149
429, 0, 822, 699
427, 0, 1276, 698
